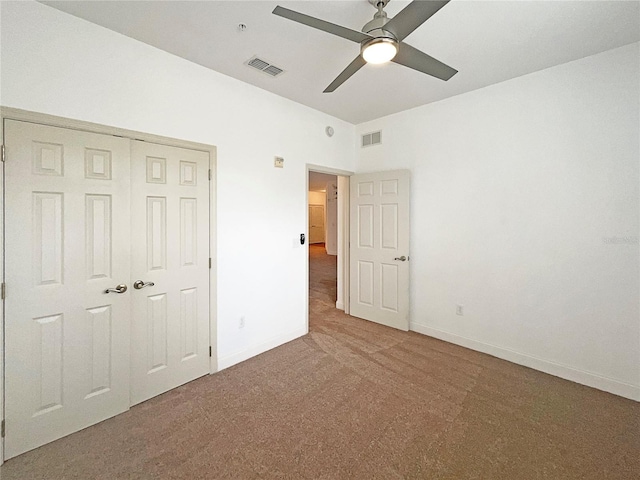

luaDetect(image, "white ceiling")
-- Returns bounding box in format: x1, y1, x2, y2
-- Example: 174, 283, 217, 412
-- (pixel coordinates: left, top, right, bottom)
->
41, 0, 640, 124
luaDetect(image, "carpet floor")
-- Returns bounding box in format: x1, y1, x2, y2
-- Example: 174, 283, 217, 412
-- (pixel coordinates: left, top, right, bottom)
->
2, 243, 638, 479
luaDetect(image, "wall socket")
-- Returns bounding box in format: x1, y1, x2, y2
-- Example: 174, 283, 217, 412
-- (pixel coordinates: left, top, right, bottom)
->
239, 316, 245, 329
456, 304, 464, 316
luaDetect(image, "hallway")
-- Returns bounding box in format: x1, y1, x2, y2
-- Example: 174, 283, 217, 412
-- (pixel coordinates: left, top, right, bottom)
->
308, 243, 338, 329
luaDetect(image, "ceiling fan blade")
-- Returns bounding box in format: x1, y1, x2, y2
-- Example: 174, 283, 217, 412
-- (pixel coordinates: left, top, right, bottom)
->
392, 42, 457, 81
383, 0, 450, 42
273, 6, 372, 44
324, 56, 367, 93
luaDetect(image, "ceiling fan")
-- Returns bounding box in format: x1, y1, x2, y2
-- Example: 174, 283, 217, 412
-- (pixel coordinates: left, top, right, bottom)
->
272, 0, 458, 93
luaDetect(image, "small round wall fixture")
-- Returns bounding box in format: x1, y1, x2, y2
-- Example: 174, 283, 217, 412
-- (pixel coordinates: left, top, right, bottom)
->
325, 126, 334, 137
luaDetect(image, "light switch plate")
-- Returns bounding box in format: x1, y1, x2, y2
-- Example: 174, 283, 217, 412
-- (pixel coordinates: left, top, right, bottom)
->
274, 156, 284, 168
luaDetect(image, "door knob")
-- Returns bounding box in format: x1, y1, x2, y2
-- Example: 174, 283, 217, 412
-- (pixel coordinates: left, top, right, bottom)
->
133, 280, 155, 290
104, 284, 128, 294
394, 256, 407, 261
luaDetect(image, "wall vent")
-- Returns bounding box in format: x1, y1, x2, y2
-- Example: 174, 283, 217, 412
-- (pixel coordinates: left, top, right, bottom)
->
361, 130, 382, 148
246, 56, 285, 77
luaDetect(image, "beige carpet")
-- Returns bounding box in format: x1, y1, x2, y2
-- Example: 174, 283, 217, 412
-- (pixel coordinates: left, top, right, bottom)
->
2, 243, 638, 479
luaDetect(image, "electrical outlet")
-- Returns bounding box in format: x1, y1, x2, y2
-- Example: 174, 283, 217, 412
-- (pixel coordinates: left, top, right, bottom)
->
239, 316, 245, 329
456, 304, 464, 316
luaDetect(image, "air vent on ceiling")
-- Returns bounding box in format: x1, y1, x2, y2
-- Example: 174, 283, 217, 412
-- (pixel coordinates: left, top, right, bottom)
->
246, 56, 285, 78
361, 130, 382, 148
263, 65, 284, 77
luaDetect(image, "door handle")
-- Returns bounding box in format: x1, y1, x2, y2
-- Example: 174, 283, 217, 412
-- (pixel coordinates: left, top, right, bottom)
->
104, 284, 128, 294
394, 256, 407, 261
133, 280, 155, 290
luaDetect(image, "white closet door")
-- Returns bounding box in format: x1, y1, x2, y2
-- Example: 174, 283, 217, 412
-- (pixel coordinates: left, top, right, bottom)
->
4, 120, 131, 459
350, 170, 410, 331
130, 140, 210, 405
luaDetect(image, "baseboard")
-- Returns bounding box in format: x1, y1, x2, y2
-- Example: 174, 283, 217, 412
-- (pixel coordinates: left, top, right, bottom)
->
410, 322, 640, 402
336, 301, 344, 311
217, 326, 307, 372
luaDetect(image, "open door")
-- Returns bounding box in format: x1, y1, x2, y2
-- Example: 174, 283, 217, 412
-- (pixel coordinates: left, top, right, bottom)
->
349, 170, 410, 331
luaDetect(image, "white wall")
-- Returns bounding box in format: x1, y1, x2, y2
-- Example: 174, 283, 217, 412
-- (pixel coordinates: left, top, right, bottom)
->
356, 43, 640, 400
336, 176, 350, 311
0, 1, 356, 369
308, 191, 326, 205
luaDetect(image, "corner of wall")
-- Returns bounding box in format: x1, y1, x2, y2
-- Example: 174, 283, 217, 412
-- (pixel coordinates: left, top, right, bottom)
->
411, 322, 640, 402
216, 326, 307, 372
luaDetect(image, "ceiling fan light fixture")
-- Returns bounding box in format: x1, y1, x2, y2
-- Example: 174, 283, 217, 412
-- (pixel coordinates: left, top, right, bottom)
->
362, 38, 398, 64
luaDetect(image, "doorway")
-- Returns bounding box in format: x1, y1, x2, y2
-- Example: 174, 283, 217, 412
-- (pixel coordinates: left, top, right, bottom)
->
308, 172, 337, 328
307, 168, 351, 331
306, 166, 412, 335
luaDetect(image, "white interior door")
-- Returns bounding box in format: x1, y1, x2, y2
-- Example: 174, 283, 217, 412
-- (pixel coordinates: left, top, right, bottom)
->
4, 120, 131, 459
349, 170, 410, 331
309, 204, 325, 244
130, 140, 211, 405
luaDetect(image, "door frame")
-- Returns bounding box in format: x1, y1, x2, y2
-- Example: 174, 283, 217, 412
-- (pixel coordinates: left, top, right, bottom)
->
305, 164, 353, 333
0, 107, 218, 463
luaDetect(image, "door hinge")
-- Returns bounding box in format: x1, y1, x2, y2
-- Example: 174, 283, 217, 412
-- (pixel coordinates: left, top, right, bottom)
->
1, 145, 5, 163
208, 169, 211, 181
209, 258, 212, 269
1, 420, 5, 438
209, 346, 212, 357
1, 282, 5, 300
